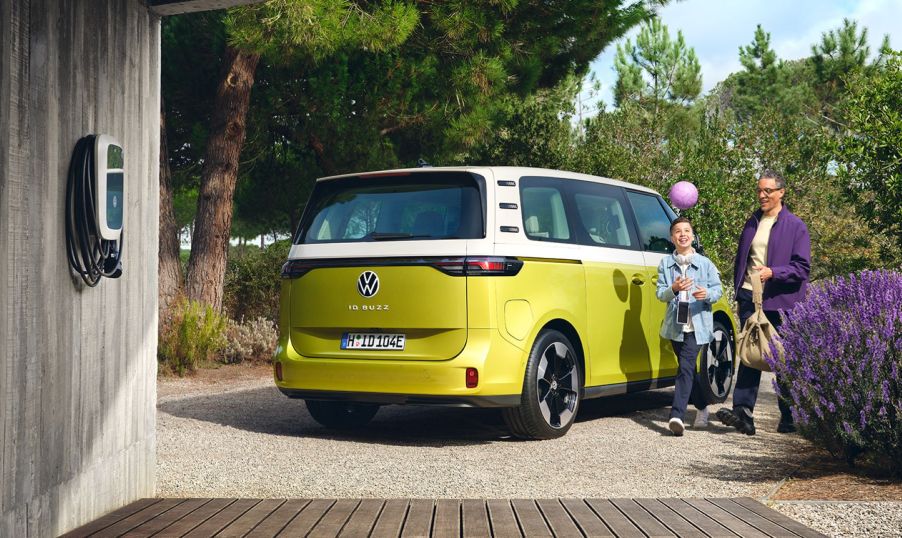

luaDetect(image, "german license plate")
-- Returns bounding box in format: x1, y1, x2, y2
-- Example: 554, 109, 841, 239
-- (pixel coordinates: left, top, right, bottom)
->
341, 332, 406, 350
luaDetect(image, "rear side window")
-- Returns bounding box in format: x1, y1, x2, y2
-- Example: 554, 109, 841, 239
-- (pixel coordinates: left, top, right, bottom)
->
626, 191, 674, 253
572, 184, 634, 248
520, 179, 571, 241
295, 172, 485, 244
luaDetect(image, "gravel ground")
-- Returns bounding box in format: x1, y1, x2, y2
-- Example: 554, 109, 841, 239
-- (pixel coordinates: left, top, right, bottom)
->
771, 502, 902, 537
157, 369, 901, 536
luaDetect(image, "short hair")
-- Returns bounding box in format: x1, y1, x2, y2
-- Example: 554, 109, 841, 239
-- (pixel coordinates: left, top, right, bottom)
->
759, 169, 786, 190
670, 216, 692, 233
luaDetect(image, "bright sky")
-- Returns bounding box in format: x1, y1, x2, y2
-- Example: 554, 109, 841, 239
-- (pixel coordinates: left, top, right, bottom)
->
580, 0, 902, 114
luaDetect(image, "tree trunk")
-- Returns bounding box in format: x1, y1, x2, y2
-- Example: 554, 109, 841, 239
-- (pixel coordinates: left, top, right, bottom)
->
185, 46, 261, 312
159, 103, 183, 324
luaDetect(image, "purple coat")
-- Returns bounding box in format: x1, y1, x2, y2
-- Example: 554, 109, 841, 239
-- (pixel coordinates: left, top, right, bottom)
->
733, 206, 811, 311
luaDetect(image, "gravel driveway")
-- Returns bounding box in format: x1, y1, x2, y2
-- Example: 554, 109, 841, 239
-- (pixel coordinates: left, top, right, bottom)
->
157, 369, 901, 537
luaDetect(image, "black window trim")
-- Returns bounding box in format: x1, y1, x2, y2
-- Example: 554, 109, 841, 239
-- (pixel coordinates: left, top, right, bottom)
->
519, 176, 641, 252
292, 171, 488, 245
623, 188, 677, 254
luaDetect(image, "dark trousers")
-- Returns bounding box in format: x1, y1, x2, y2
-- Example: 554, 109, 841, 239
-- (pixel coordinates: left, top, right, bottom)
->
732, 288, 793, 423
670, 332, 706, 420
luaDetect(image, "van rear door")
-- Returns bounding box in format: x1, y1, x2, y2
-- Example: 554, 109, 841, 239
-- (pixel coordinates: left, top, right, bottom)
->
283, 171, 486, 360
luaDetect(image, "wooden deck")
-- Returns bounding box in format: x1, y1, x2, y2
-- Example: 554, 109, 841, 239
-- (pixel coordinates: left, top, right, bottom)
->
62, 497, 826, 537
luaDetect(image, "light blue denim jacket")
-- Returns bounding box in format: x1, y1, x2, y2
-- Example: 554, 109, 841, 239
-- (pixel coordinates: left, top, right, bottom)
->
655, 252, 723, 344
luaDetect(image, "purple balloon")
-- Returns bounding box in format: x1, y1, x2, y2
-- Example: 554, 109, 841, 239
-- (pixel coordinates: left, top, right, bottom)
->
669, 181, 698, 210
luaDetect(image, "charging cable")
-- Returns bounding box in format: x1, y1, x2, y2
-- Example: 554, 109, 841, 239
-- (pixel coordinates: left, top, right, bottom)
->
65, 135, 123, 286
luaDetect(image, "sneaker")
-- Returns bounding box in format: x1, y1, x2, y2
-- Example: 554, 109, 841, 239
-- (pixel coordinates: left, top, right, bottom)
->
693, 408, 709, 427
777, 421, 797, 433
716, 407, 756, 435
668, 417, 685, 436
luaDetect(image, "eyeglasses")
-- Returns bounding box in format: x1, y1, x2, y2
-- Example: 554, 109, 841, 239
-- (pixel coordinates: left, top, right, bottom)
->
756, 187, 784, 196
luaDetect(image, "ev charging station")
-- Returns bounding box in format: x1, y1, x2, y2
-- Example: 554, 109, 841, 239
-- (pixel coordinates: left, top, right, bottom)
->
65, 134, 125, 286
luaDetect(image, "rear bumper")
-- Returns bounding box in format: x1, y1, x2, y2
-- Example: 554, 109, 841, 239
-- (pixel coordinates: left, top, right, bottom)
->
274, 328, 527, 407
278, 388, 520, 408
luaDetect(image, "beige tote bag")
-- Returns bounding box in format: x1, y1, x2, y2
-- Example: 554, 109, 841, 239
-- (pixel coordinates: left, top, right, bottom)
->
737, 272, 783, 371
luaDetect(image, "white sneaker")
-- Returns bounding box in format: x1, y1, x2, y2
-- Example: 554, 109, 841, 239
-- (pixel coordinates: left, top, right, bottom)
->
694, 408, 709, 427
668, 417, 685, 436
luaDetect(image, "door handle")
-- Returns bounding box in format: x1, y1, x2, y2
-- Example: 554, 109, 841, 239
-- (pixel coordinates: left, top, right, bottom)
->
631, 274, 645, 285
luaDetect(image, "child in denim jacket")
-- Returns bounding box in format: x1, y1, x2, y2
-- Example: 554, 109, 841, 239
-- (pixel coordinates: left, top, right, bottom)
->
656, 217, 723, 436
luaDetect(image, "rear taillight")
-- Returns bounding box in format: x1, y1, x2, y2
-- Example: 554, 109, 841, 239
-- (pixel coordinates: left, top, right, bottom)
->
280, 260, 313, 279
466, 367, 478, 388
432, 257, 523, 276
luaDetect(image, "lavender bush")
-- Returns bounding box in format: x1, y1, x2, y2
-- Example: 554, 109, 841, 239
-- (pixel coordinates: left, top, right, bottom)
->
767, 270, 902, 472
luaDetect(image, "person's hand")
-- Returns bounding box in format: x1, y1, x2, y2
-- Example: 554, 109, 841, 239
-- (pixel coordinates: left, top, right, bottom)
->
672, 276, 694, 293
692, 286, 707, 300
753, 265, 773, 281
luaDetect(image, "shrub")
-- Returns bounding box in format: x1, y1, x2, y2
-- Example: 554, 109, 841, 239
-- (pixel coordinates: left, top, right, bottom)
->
223, 317, 278, 364
768, 270, 902, 472
158, 298, 228, 376
223, 240, 291, 322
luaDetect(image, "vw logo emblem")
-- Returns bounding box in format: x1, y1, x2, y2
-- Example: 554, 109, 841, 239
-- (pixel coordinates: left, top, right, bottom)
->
357, 271, 380, 298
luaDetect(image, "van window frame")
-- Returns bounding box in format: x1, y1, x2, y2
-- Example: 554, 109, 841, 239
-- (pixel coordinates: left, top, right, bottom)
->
292, 171, 487, 245
623, 189, 677, 254
519, 176, 642, 251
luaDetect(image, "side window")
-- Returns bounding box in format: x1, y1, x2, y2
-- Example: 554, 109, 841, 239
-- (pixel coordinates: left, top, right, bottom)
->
521, 183, 571, 241
573, 190, 633, 248
626, 191, 674, 253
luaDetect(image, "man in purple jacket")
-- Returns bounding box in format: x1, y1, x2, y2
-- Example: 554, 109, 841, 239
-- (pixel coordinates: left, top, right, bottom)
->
716, 170, 811, 435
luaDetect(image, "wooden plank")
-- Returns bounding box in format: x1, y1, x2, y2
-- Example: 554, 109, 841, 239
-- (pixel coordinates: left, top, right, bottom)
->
338, 499, 384, 538
245, 499, 310, 538
215, 499, 286, 538
89, 498, 184, 537
635, 498, 706, 536
731, 498, 828, 538
370, 499, 409, 538
658, 498, 737, 538
560, 499, 614, 537
462, 499, 491, 538
58, 498, 161, 537
486, 499, 520, 538
684, 499, 769, 538
611, 498, 675, 537
431, 499, 461, 538
401, 499, 434, 538
278, 499, 335, 537
124, 498, 214, 538
152, 498, 236, 538
511, 499, 551, 537
708, 499, 805, 538
308, 499, 360, 538
184, 499, 261, 538
585, 499, 644, 537
536, 499, 581, 537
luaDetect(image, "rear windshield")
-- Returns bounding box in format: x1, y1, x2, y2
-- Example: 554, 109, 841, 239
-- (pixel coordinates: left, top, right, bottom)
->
295, 172, 485, 244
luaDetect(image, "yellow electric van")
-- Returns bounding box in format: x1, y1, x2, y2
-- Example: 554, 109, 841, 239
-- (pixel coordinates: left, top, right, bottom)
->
275, 167, 737, 439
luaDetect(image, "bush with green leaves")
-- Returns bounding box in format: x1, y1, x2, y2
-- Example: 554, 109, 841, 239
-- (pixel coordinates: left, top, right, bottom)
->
223, 317, 278, 364
158, 298, 228, 376
223, 239, 291, 322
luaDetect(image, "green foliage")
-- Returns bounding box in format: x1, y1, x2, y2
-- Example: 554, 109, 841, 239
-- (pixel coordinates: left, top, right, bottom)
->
158, 298, 228, 376
722, 25, 817, 121
613, 19, 702, 109
223, 317, 278, 364
463, 77, 579, 168
836, 51, 902, 249
225, 0, 419, 60
223, 240, 292, 322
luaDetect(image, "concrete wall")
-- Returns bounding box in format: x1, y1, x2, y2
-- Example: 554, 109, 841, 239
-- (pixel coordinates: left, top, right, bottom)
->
0, 1, 160, 536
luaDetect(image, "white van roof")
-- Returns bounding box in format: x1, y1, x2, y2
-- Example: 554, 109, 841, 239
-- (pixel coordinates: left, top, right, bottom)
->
316, 166, 660, 196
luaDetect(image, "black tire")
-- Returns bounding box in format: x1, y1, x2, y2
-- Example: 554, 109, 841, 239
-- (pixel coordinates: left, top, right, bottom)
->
503, 329, 581, 439
305, 400, 379, 429
692, 319, 735, 405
